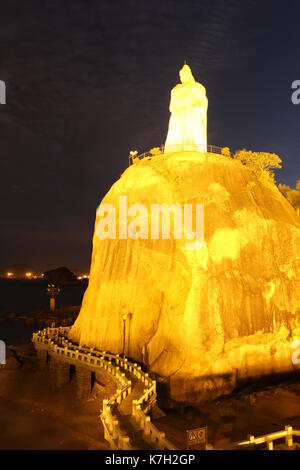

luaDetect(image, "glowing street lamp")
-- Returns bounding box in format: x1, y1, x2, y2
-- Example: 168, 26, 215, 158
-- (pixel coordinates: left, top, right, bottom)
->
46, 284, 60, 311
129, 150, 138, 165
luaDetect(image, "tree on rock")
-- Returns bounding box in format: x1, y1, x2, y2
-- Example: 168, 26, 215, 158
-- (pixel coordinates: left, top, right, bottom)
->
278, 183, 300, 213
221, 147, 231, 157
234, 149, 282, 181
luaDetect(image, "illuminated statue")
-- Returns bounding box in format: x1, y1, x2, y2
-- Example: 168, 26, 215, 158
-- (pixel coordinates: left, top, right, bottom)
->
69, 61, 300, 405
164, 64, 208, 153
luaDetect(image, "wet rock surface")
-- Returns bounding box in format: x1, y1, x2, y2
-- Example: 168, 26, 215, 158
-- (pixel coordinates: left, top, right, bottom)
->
0, 342, 108, 450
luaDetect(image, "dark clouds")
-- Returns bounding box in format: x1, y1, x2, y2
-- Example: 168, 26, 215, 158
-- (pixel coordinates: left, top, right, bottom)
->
0, 0, 300, 270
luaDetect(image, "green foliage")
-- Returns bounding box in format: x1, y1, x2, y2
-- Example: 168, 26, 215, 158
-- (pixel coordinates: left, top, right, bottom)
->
150, 147, 162, 156
221, 147, 231, 157
278, 183, 300, 212
233, 149, 282, 179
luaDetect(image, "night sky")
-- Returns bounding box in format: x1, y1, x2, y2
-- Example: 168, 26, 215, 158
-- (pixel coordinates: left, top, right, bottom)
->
1, 0, 300, 271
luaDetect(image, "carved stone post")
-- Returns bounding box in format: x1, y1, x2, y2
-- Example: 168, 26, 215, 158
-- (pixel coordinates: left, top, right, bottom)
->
285, 425, 293, 448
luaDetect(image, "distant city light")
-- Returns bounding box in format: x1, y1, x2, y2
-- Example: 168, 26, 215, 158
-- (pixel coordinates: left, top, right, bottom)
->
77, 274, 89, 280
2, 271, 44, 280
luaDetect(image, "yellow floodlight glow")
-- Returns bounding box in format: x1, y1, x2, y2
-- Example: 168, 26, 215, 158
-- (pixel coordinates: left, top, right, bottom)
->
165, 64, 208, 153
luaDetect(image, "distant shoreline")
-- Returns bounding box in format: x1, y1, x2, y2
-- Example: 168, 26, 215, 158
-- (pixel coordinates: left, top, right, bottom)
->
0, 305, 80, 345
0, 279, 87, 316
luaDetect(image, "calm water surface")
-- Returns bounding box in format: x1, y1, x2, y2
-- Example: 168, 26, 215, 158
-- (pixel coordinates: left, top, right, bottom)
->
0, 279, 87, 344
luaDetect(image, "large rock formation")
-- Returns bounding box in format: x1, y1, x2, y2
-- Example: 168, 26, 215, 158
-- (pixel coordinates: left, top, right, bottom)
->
69, 151, 300, 404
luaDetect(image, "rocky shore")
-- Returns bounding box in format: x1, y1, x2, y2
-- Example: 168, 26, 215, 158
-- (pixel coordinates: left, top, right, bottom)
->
2, 335, 300, 449
0, 305, 80, 328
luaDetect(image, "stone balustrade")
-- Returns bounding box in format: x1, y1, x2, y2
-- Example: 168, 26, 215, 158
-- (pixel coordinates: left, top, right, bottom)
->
132, 399, 176, 450
233, 425, 300, 450
32, 327, 175, 450
129, 144, 231, 166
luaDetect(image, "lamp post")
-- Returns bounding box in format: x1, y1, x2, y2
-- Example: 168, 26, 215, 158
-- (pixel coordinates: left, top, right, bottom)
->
122, 314, 127, 358
46, 284, 60, 311
129, 150, 138, 165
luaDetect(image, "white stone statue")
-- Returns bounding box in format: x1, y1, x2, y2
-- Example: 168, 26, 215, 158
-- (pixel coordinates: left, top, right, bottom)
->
164, 64, 208, 153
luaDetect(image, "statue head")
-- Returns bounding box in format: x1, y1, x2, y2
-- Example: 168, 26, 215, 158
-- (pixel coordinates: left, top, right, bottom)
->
179, 64, 195, 84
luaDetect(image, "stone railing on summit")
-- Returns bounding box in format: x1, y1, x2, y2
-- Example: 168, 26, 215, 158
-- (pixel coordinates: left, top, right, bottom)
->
32, 327, 176, 451
129, 143, 231, 165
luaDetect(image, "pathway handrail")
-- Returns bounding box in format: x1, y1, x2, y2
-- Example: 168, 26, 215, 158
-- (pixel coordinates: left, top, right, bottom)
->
129, 144, 231, 165
231, 425, 298, 450
132, 403, 176, 450
32, 327, 175, 451
33, 328, 133, 449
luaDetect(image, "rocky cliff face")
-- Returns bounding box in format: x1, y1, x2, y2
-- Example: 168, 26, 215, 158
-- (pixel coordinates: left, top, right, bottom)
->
69, 152, 300, 404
